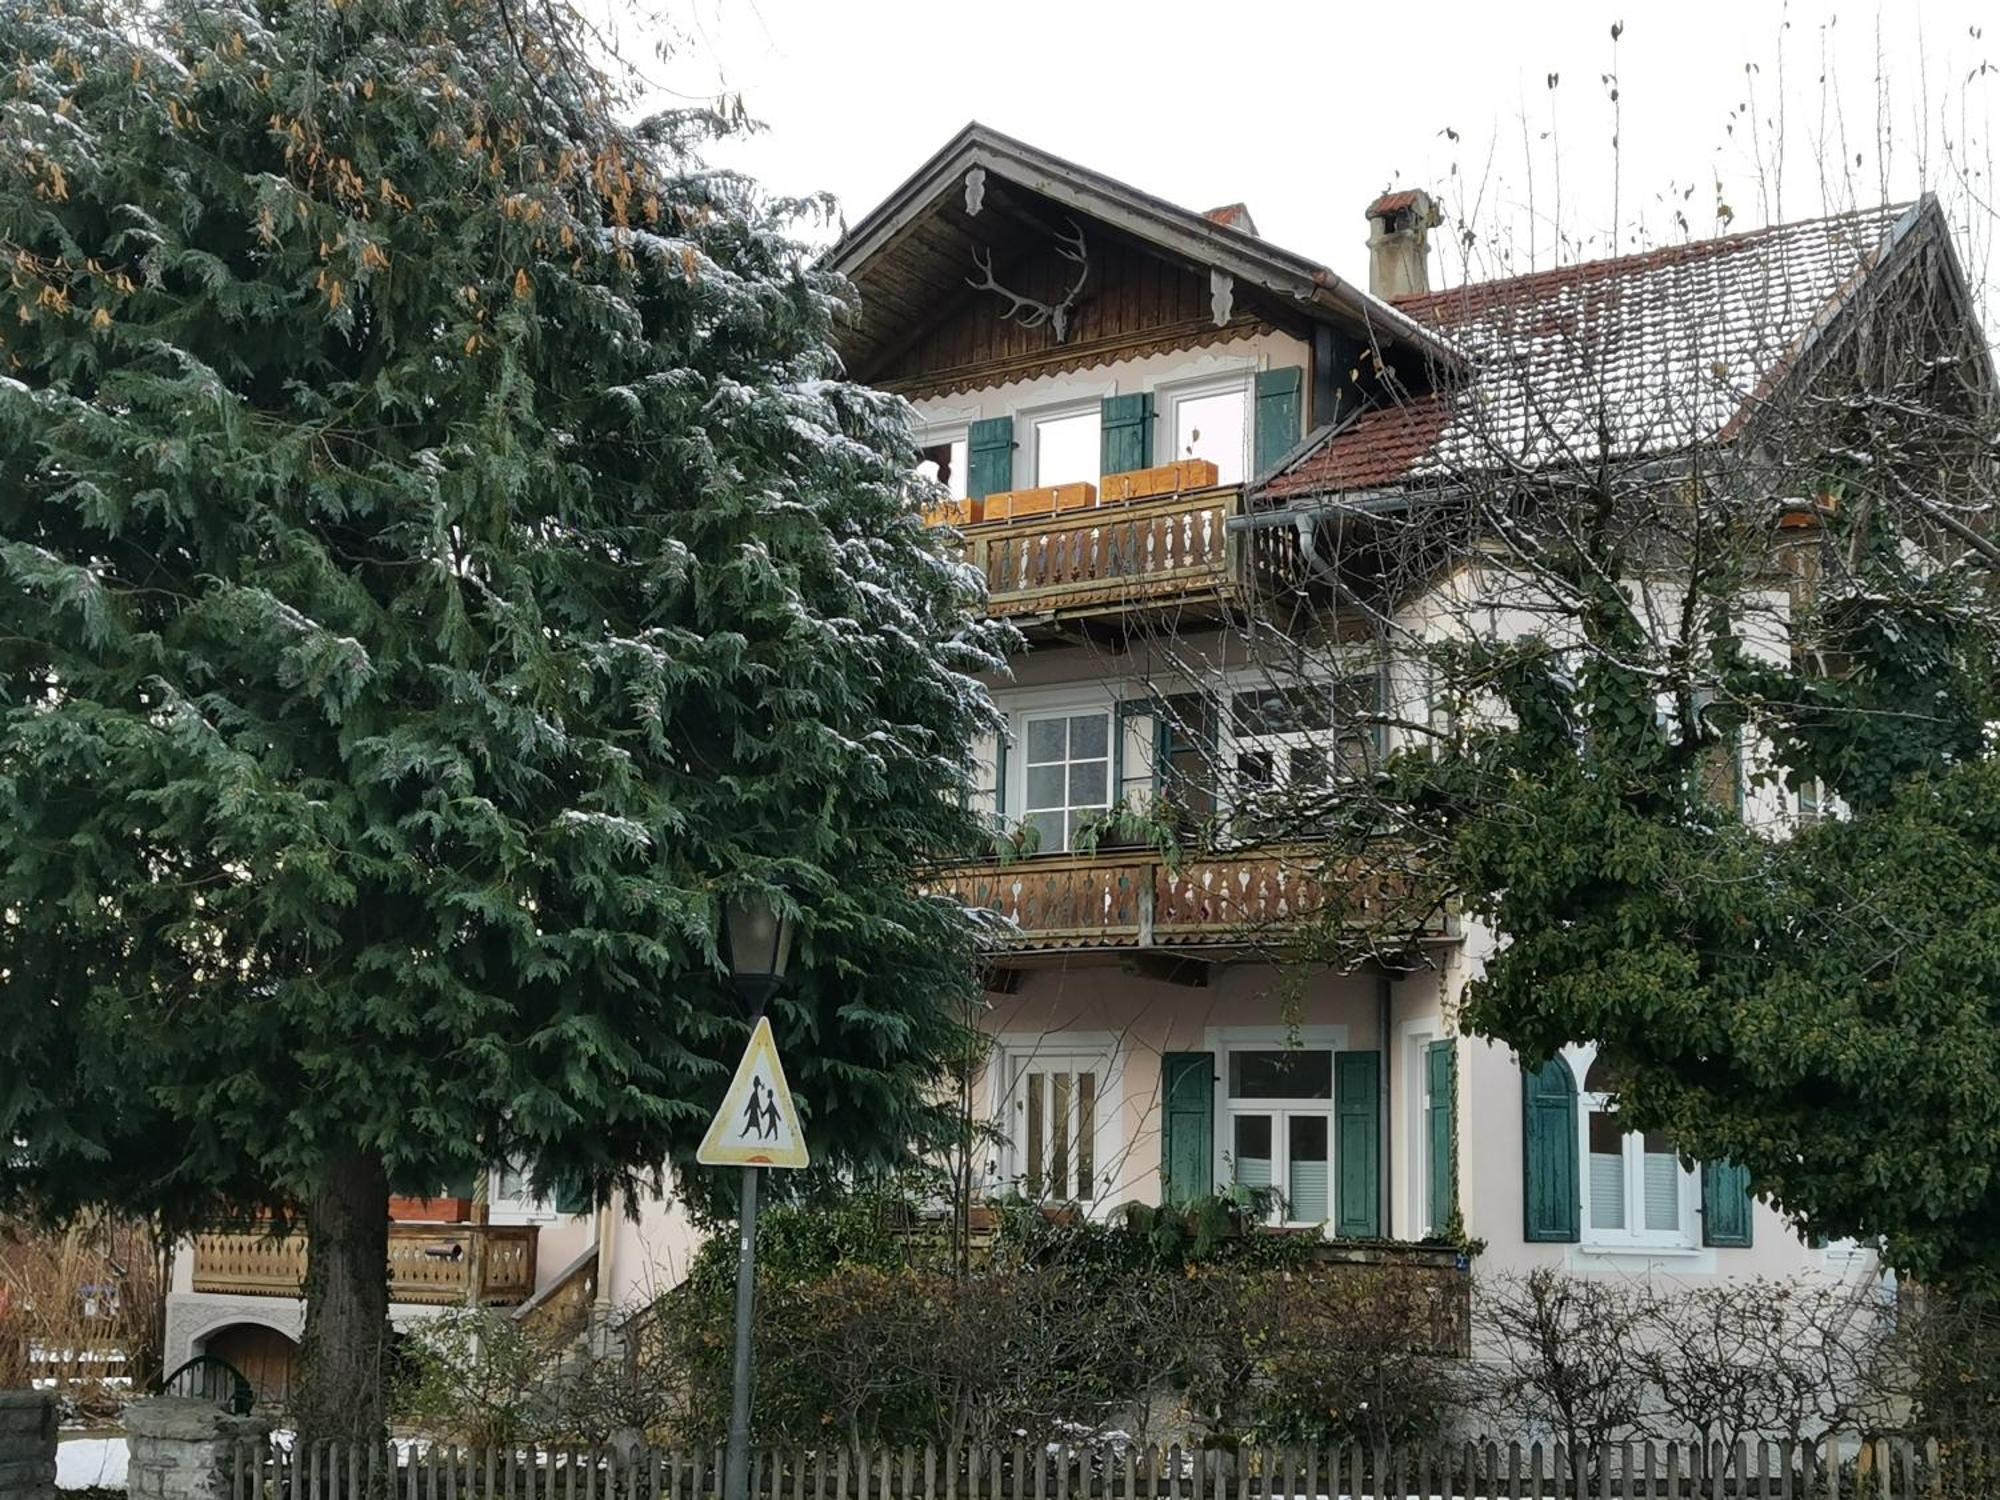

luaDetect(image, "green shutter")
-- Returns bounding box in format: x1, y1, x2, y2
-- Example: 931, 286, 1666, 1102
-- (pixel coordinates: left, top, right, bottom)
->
554, 1175, 592, 1216
1160, 1052, 1214, 1206
1335, 1051, 1381, 1239
1099, 393, 1154, 477
1253, 367, 1304, 480
967, 416, 1014, 500
1424, 1041, 1456, 1236
1522, 1059, 1580, 1243
1702, 1161, 1755, 1248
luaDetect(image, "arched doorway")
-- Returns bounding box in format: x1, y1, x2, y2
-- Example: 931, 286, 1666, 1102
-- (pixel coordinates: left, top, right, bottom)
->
198, 1323, 299, 1412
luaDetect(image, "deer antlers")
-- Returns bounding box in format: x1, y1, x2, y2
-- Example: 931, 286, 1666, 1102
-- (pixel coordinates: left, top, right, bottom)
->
967, 219, 1089, 344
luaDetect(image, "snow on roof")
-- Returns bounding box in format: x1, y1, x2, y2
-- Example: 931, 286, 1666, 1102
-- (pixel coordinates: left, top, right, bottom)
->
1260, 202, 1916, 502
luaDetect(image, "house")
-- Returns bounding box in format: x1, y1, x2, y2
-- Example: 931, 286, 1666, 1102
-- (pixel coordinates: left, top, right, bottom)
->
830, 124, 1985, 1277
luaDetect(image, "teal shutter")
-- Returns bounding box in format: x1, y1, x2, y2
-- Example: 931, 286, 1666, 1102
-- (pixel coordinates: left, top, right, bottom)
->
1253, 367, 1304, 479
1099, 393, 1154, 477
967, 416, 1014, 499
1424, 1041, 1456, 1236
1702, 1161, 1755, 1248
1160, 1053, 1215, 1206
554, 1175, 592, 1216
1334, 1051, 1381, 1239
1522, 1059, 1580, 1243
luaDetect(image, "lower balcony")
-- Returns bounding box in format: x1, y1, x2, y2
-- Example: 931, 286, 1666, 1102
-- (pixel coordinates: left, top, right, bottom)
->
189, 1223, 539, 1307
933, 846, 1442, 958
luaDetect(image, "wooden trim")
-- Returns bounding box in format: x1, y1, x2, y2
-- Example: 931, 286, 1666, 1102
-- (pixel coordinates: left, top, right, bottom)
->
882, 318, 1266, 400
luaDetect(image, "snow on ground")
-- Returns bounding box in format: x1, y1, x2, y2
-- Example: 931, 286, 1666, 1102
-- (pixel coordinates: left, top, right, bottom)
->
57, 1435, 128, 1489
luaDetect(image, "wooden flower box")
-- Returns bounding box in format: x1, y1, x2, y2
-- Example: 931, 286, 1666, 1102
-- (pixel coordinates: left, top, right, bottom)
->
921, 498, 984, 528
982, 482, 1097, 523
1098, 459, 1221, 504
388, 1196, 474, 1223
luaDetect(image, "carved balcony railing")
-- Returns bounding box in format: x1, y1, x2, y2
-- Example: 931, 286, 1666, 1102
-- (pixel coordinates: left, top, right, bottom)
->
190, 1223, 539, 1306
965, 485, 1254, 623
933, 846, 1440, 955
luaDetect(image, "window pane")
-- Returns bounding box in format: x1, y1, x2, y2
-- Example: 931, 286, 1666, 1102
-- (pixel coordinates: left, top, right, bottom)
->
917, 438, 969, 500
1025, 764, 1066, 811
1026, 717, 1066, 764
1173, 388, 1248, 484
1068, 761, 1107, 806
1228, 1050, 1333, 1099
1291, 747, 1328, 788
1035, 410, 1101, 487
1069, 714, 1108, 759
1233, 1115, 1273, 1188
1587, 1108, 1626, 1229
1642, 1143, 1680, 1231
1288, 1116, 1330, 1223
1236, 749, 1274, 789
1023, 810, 1063, 850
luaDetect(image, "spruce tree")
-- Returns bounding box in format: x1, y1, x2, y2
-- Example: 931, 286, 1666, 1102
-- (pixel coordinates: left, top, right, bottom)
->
0, 0, 1006, 1443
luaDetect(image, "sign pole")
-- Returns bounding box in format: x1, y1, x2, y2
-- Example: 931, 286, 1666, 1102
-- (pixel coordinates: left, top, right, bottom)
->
723, 1162, 759, 1500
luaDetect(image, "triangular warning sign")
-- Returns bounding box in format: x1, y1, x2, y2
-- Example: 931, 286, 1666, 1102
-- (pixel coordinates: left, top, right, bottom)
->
697, 1017, 809, 1169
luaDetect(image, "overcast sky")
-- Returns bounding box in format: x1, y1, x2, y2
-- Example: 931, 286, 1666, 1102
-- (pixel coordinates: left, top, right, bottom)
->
624, 1, 1995, 326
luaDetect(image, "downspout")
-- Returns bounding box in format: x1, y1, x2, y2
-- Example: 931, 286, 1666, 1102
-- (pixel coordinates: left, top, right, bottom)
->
1378, 972, 1394, 1240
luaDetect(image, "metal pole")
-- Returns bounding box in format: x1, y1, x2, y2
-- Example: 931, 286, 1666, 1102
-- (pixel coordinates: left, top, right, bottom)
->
723, 1162, 760, 1500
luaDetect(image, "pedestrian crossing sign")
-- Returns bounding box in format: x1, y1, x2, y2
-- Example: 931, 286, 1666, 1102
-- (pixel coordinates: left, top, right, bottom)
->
697, 1017, 809, 1169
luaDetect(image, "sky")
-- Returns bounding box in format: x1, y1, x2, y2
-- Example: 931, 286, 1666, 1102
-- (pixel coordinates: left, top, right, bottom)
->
618, 0, 1997, 327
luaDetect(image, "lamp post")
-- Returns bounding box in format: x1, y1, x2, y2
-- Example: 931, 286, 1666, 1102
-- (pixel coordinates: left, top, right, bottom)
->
720, 892, 794, 1500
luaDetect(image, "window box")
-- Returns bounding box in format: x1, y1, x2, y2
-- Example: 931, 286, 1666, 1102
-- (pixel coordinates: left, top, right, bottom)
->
984, 482, 1097, 523
921, 497, 984, 528
1099, 458, 1221, 504
388, 1195, 473, 1223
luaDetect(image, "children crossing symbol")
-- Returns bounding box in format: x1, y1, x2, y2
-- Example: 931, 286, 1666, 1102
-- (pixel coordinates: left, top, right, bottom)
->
697, 1016, 809, 1169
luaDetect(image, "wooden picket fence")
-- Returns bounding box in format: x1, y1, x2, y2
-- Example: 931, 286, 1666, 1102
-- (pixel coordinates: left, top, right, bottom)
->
226, 1438, 2000, 1500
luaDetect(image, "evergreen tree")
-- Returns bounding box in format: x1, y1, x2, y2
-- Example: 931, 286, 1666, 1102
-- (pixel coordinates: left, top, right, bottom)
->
0, 0, 1006, 1443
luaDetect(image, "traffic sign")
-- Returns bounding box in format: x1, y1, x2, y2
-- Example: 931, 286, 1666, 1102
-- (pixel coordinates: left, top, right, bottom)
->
697, 1017, 809, 1169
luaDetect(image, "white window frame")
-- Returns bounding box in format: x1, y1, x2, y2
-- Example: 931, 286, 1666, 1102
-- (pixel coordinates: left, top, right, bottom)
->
1022, 398, 1104, 490
990, 1031, 1124, 1213
1207, 1025, 1349, 1230
916, 424, 970, 501
487, 1160, 556, 1225
1216, 666, 1384, 843
1013, 703, 1115, 854
1401, 1019, 1445, 1240
1155, 372, 1253, 486
1565, 1044, 1699, 1252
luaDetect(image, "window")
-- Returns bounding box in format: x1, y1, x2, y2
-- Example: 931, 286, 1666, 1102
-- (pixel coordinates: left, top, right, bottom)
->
1033, 407, 1100, 487
1021, 711, 1110, 852
1168, 383, 1250, 485
997, 1039, 1118, 1205
1225, 678, 1379, 836
1579, 1055, 1695, 1248
1223, 1046, 1335, 1225
917, 433, 969, 499
489, 1159, 553, 1221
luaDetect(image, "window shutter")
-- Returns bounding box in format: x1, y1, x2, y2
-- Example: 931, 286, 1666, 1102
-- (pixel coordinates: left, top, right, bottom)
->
1253, 367, 1305, 480
1160, 1052, 1214, 1206
1116, 702, 1160, 810
968, 729, 1006, 820
1334, 1051, 1381, 1239
967, 416, 1014, 500
1522, 1059, 1581, 1243
554, 1175, 591, 1216
1424, 1041, 1457, 1236
1099, 393, 1154, 477
1702, 1160, 1755, 1248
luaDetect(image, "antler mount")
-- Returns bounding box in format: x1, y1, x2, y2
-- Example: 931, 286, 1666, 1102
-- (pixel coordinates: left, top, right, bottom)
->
966, 220, 1090, 345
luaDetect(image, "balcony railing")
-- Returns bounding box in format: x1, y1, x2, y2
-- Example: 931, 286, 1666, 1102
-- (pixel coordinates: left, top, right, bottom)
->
190, 1223, 539, 1306
934, 846, 1436, 954
965, 485, 1251, 622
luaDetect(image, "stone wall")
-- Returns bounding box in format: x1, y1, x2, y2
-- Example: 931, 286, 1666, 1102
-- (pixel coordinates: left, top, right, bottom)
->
0, 1392, 56, 1500
126, 1398, 270, 1500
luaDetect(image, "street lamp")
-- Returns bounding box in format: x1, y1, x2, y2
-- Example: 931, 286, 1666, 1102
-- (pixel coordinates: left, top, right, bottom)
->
720, 888, 794, 1500
721, 893, 794, 1015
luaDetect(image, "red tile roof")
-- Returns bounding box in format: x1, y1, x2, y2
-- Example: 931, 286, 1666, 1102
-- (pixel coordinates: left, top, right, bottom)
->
1260, 203, 1915, 503
1366, 189, 1426, 218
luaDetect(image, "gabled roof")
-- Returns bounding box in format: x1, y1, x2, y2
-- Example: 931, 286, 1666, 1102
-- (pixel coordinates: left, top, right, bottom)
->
825, 122, 1463, 378
1258, 199, 1943, 502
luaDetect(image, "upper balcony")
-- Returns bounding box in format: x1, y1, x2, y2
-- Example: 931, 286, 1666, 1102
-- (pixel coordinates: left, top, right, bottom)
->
929, 463, 1299, 635
189, 1222, 539, 1307
931, 844, 1445, 964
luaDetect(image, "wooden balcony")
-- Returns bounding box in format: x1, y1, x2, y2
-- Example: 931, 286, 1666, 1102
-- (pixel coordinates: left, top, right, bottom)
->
190, 1223, 539, 1307
933, 845, 1440, 957
962, 485, 1296, 629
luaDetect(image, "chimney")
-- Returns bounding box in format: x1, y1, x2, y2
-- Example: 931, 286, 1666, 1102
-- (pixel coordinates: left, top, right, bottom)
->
1364, 189, 1439, 300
